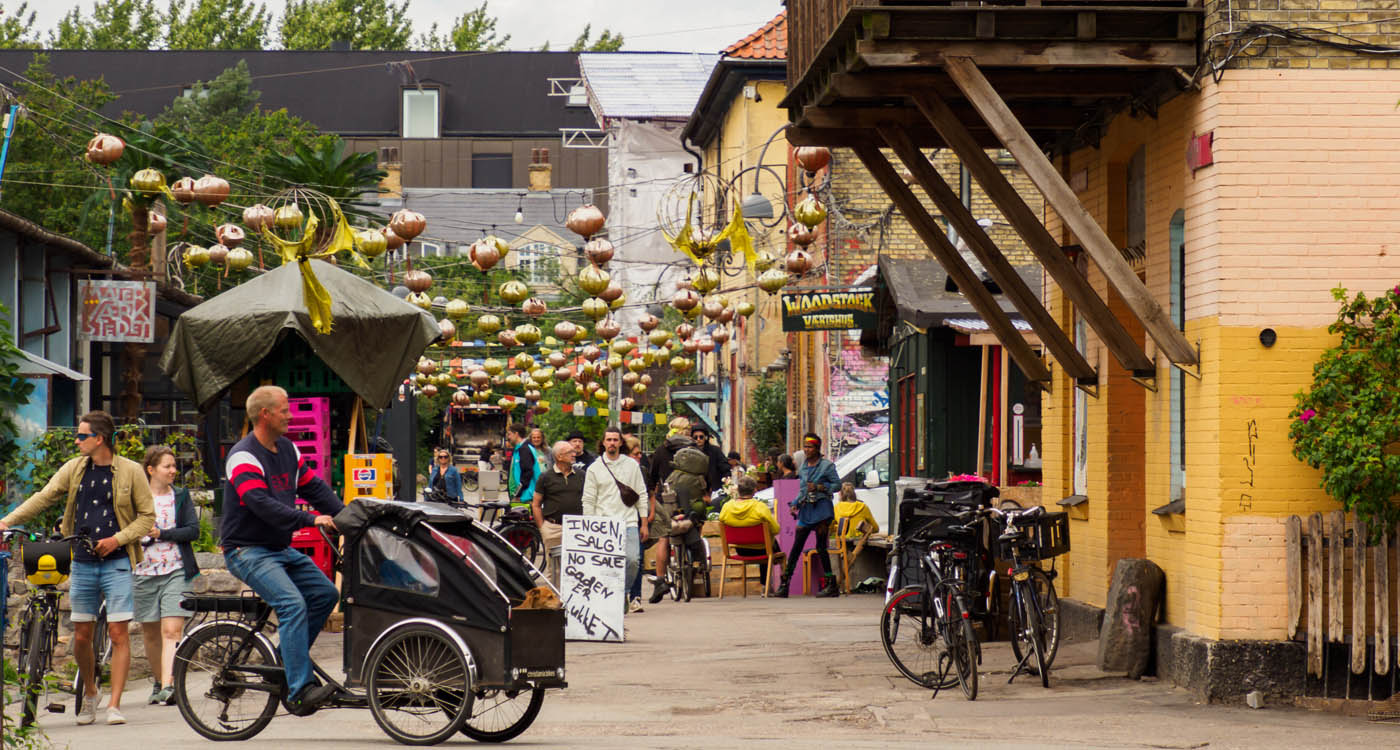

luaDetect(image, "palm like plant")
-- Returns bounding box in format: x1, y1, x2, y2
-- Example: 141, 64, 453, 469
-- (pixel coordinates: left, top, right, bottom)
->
263, 138, 387, 223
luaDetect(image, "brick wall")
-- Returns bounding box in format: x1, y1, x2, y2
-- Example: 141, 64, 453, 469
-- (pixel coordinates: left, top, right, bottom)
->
1204, 0, 1400, 70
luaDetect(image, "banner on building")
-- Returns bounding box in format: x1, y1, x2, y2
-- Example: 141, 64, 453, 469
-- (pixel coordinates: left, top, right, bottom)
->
78, 280, 157, 343
560, 514, 625, 642
781, 287, 877, 332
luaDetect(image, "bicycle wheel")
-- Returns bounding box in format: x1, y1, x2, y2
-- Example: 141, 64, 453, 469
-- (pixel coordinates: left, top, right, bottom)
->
499, 523, 545, 571
367, 625, 473, 746
879, 586, 954, 689
1009, 568, 1061, 674
672, 543, 690, 602
1012, 582, 1050, 687
173, 622, 281, 741
460, 688, 545, 743
939, 586, 978, 701
20, 612, 48, 728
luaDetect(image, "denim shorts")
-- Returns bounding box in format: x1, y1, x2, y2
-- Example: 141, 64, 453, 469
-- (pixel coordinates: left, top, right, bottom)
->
70, 557, 135, 622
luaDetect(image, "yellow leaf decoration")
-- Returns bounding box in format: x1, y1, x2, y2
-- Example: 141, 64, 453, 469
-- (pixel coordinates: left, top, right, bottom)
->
258, 204, 363, 335
714, 202, 756, 276
660, 192, 702, 266
660, 192, 753, 271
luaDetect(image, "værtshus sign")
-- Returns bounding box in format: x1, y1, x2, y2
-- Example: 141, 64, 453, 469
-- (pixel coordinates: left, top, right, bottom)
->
780, 288, 876, 332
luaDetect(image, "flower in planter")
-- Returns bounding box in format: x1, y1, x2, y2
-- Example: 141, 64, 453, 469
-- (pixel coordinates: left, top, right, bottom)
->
1298, 408, 1316, 423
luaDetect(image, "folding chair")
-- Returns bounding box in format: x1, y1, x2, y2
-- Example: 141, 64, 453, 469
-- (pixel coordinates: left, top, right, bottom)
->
719, 523, 786, 599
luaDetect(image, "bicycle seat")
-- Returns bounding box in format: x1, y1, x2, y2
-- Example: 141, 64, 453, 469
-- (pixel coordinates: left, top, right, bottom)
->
479, 501, 511, 510
180, 595, 272, 617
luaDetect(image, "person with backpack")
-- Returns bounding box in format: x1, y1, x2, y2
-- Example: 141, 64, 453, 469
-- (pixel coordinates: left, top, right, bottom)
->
648, 438, 711, 603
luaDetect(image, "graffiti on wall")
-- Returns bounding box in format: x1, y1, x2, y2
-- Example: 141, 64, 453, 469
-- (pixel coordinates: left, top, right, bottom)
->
829, 329, 889, 456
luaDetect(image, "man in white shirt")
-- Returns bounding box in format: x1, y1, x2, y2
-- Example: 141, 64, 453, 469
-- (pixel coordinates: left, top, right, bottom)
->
581, 426, 648, 616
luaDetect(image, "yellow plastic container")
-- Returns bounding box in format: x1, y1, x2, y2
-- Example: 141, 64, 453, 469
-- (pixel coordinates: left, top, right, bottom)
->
343, 453, 393, 503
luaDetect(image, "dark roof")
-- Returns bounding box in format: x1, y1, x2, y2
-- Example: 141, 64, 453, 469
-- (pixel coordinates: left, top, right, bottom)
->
873, 255, 1036, 330
0, 50, 598, 137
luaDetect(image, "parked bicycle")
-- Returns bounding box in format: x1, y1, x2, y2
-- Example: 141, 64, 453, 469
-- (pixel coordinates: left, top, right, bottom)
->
2, 529, 112, 727
661, 511, 711, 602
991, 505, 1064, 686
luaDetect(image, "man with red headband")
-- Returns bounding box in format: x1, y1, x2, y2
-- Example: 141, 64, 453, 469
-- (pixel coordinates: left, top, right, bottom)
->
775, 432, 841, 597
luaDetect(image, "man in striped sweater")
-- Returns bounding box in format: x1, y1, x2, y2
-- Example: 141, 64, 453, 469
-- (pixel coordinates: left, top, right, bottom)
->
221, 385, 344, 715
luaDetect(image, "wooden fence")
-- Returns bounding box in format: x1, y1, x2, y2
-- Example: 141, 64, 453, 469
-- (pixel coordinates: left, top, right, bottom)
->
1285, 511, 1394, 679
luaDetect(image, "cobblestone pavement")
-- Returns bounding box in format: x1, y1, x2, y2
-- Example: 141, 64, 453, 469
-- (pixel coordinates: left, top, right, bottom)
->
18, 591, 1400, 748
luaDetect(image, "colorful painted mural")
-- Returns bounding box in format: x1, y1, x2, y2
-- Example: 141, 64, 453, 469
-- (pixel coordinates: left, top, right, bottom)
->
828, 329, 889, 458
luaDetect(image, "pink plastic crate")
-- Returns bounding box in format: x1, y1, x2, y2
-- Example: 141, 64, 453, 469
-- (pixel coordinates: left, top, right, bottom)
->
292, 443, 331, 483
288, 397, 330, 434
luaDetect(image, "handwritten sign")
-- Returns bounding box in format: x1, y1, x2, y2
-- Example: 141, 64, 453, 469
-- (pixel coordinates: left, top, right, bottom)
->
560, 515, 625, 642
78, 280, 156, 343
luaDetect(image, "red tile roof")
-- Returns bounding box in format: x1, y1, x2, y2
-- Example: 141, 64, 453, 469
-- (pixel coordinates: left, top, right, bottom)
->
722, 11, 786, 60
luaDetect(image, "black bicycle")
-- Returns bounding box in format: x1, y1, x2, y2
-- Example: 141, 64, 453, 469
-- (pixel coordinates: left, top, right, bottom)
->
880, 514, 982, 700
991, 506, 1065, 686
4, 529, 111, 727
662, 512, 711, 602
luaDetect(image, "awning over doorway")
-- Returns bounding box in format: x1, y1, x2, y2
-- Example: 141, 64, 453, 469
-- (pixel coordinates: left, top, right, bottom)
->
7, 349, 89, 381
873, 255, 1032, 332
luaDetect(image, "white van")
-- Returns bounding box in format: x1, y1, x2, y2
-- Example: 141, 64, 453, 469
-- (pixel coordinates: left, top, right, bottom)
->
753, 434, 892, 532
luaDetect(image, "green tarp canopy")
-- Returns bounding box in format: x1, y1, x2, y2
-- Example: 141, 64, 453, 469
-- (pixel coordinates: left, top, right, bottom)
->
160, 259, 440, 411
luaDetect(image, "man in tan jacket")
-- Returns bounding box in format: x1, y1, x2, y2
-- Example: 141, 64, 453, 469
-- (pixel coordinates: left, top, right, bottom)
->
1, 410, 155, 725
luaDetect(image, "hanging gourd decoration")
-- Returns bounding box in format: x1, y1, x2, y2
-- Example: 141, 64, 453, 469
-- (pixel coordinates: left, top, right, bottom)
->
620, 397, 637, 411
384, 226, 405, 250
216, 223, 245, 248
610, 291, 626, 310
788, 223, 817, 247
676, 323, 696, 340
440, 299, 468, 322
578, 265, 610, 296
469, 238, 501, 272
683, 338, 700, 354
547, 351, 568, 369
484, 234, 511, 259
389, 209, 426, 242
130, 168, 165, 197
505, 373, 524, 388
599, 281, 624, 304
274, 203, 304, 231
671, 288, 700, 313
605, 353, 623, 370
758, 267, 789, 294
571, 324, 589, 340
407, 292, 432, 310
785, 249, 813, 275
794, 196, 827, 228
576, 365, 596, 385
647, 331, 670, 349
690, 227, 718, 261
533, 402, 550, 415
233, 206, 269, 236
467, 370, 489, 389
482, 359, 504, 377
554, 321, 578, 340
555, 367, 574, 383
225, 246, 255, 272
498, 330, 518, 347
183, 244, 211, 267
531, 367, 554, 384
581, 345, 602, 362
475, 388, 494, 403
671, 356, 694, 373
356, 229, 388, 258
641, 373, 653, 386
171, 177, 198, 205
754, 251, 778, 272
717, 306, 736, 325
691, 266, 721, 295
515, 324, 542, 345
498, 397, 519, 411
421, 384, 438, 398
145, 213, 167, 235
594, 387, 610, 402
566, 204, 606, 239
736, 301, 756, 317
193, 175, 230, 207
403, 269, 433, 293
611, 339, 635, 357
85, 133, 125, 165
521, 297, 548, 317
513, 353, 535, 371
523, 387, 542, 402
595, 316, 622, 340
498, 280, 530, 304
698, 338, 716, 353
474, 313, 501, 334
581, 296, 609, 321
626, 357, 647, 374
584, 237, 615, 266
418, 358, 438, 375
438, 318, 457, 342
794, 146, 831, 175
208, 244, 230, 265
638, 314, 660, 332
452, 389, 471, 406
711, 328, 731, 345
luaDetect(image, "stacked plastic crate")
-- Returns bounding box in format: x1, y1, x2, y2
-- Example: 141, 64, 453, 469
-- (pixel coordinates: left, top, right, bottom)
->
288, 396, 335, 579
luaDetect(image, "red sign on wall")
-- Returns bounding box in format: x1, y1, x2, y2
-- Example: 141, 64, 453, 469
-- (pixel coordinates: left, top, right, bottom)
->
78, 280, 157, 343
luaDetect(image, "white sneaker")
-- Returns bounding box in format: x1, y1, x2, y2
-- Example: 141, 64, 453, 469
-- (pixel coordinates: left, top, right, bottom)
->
106, 706, 127, 725
628, 597, 644, 614
76, 693, 99, 725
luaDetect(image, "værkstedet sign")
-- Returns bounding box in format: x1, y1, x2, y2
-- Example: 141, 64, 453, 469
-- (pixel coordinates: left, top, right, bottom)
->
560, 514, 626, 642
781, 287, 877, 332
78, 280, 157, 343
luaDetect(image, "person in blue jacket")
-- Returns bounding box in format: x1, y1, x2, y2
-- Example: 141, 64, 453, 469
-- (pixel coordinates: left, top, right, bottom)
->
775, 432, 841, 598
427, 448, 463, 502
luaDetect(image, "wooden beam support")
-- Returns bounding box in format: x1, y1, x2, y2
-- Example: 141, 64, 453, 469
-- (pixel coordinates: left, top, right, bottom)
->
943, 57, 1199, 367
857, 39, 1198, 70
911, 91, 1155, 374
801, 103, 1086, 131
786, 125, 1011, 150
828, 70, 1151, 102
879, 124, 1094, 383
851, 142, 1052, 385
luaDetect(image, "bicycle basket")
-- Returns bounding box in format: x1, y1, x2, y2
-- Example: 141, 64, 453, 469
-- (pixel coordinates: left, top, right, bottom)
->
22, 541, 71, 585
996, 510, 1071, 562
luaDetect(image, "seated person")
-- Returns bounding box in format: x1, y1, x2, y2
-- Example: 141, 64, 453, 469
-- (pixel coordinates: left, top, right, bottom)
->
717, 475, 780, 583
833, 482, 879, 550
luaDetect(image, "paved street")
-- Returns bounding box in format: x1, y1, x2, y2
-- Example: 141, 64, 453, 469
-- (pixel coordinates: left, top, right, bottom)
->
23, 592, 1400, 749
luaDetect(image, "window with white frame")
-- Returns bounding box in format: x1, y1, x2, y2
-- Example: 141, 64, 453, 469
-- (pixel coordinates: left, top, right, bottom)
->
514, 242, 559, 285
402, 88, 439, 138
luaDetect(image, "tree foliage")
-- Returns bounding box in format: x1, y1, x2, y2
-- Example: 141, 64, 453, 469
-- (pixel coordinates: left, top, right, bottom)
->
262, 138, 386, 216
417, 1, 508, 52
0, 2, 38, 49
1291, 286, 1400, 531
167, 0, 272, 50
52, 0, 161, 50
0, 303, 36, 496
569, 24, 623, 52
278, 0, 412, 50
746, 378, 786, 457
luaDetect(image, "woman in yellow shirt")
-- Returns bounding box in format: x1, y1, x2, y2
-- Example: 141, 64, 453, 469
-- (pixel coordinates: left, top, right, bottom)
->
833, 482, 879, 540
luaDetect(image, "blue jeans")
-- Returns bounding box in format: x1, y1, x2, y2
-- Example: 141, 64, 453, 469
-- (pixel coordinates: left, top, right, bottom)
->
628, 531, 643, 601
225, 546, 339, 697
70, 557, 136, 622
624, 526, 640, 613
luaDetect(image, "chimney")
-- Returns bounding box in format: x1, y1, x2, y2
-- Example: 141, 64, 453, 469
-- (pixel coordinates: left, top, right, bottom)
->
528, 148, 551, 192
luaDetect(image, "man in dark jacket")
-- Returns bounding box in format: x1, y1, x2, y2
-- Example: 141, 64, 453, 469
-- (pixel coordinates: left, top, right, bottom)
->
690, 427, 729, 494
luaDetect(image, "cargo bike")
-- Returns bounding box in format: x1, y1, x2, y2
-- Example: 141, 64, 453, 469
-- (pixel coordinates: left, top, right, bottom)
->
173, 498, 566, 746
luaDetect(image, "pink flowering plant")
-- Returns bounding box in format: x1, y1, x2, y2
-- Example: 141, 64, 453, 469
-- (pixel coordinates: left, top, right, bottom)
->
1290, 285, 1400, 529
